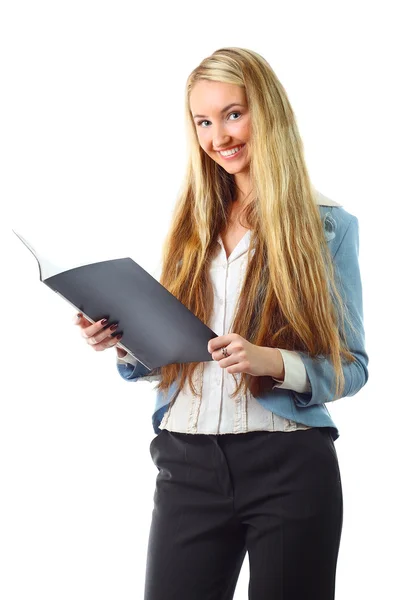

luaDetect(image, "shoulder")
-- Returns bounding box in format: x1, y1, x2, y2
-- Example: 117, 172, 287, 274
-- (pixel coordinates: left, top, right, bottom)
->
314, 189, 358, 251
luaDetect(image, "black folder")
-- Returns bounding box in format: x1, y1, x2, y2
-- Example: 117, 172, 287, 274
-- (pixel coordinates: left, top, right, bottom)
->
13, 230, 218, 370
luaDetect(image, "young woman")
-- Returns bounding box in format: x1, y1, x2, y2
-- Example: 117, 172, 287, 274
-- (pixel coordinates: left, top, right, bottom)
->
75, 47, 369, 600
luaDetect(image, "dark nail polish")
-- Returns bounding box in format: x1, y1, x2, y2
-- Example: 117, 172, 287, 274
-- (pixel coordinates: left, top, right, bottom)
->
116, 334, 123, 340
101, 318, 108, 325
110, 323, 118, 331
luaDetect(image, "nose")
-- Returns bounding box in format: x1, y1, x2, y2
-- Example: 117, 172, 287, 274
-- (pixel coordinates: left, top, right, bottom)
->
212, 123, 231, 149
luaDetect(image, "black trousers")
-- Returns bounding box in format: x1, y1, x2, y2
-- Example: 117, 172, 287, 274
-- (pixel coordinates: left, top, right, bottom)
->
144, 427, 343, 600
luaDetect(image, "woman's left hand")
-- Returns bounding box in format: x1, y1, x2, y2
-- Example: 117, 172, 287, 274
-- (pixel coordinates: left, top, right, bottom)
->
207, 333, 284, 378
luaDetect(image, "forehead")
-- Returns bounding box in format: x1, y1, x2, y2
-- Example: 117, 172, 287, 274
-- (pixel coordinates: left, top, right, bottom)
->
189, 80, 247, 113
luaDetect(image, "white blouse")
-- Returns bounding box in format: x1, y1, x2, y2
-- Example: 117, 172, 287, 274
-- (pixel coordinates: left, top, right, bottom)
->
118, 229, 312, 435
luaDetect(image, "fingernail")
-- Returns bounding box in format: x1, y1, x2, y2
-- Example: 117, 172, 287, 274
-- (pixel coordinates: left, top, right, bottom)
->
101, 318, 108, 325
116, 334, 123, 340
110, 323, 118, 331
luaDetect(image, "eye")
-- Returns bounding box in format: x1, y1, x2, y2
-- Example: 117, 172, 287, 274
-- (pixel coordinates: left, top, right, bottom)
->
196, 111, 242, 128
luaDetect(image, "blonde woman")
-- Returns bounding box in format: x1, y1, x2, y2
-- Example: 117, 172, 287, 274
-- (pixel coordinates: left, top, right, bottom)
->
76, 47, 369, 600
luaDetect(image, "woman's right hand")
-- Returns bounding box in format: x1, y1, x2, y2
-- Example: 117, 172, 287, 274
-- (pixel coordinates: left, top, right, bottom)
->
74, 313, 127, 358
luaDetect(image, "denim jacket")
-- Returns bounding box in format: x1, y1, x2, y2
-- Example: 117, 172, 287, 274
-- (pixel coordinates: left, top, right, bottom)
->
117, 197, 369, 441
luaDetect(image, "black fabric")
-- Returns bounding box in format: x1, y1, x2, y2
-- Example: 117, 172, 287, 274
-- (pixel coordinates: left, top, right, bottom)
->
144, 427, 343, 600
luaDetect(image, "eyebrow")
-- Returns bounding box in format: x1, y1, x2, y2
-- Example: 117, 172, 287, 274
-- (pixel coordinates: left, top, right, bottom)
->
192, 103, 246, 120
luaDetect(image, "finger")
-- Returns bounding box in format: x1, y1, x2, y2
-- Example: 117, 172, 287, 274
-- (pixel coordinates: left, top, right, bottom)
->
211, 344, 233, 361
211, 346, 235, 364
225, 363, 244, 374
80, 317, 112, 338
84, 323, 120, 346
74, 312, 93, 328
208, 334, 237, 354
74, 312, 85, 325
91, 332, 123, 352
214, 353, 244, 373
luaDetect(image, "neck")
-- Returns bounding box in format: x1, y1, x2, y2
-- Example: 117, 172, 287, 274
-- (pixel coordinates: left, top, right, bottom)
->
234, 173, 253, 207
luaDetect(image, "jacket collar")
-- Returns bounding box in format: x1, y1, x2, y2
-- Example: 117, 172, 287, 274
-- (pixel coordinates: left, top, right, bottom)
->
216, 190, 341, 261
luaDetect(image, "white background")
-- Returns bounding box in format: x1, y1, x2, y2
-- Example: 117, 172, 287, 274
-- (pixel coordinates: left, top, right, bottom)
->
1, 1, 400, 598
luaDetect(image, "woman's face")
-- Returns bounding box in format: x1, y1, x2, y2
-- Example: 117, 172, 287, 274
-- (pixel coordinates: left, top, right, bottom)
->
189, 80, 251, 176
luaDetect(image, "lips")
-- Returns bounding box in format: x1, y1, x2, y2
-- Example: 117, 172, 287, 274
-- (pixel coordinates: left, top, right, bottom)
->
218, 143, 246, 159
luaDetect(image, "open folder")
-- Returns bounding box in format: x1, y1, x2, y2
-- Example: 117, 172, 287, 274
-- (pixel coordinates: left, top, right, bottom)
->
13, 230, 218, 371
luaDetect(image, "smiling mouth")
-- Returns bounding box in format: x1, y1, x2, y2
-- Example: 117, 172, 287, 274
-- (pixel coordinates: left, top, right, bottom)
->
218, 144, 245, 159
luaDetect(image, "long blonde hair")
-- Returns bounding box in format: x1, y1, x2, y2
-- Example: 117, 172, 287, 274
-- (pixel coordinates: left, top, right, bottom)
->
154, 47, 358, 402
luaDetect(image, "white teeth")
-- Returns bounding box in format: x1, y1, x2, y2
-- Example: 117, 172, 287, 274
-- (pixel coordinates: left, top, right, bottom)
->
220, 145, 243, 156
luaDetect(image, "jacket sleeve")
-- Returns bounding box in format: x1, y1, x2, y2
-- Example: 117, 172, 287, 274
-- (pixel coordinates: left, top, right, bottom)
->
292, 215, 369, 407
116, 356, 162, 384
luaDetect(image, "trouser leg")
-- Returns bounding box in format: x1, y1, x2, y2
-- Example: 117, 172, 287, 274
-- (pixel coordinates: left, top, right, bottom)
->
144, 429, 247, 600
216, 428, 343, 600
